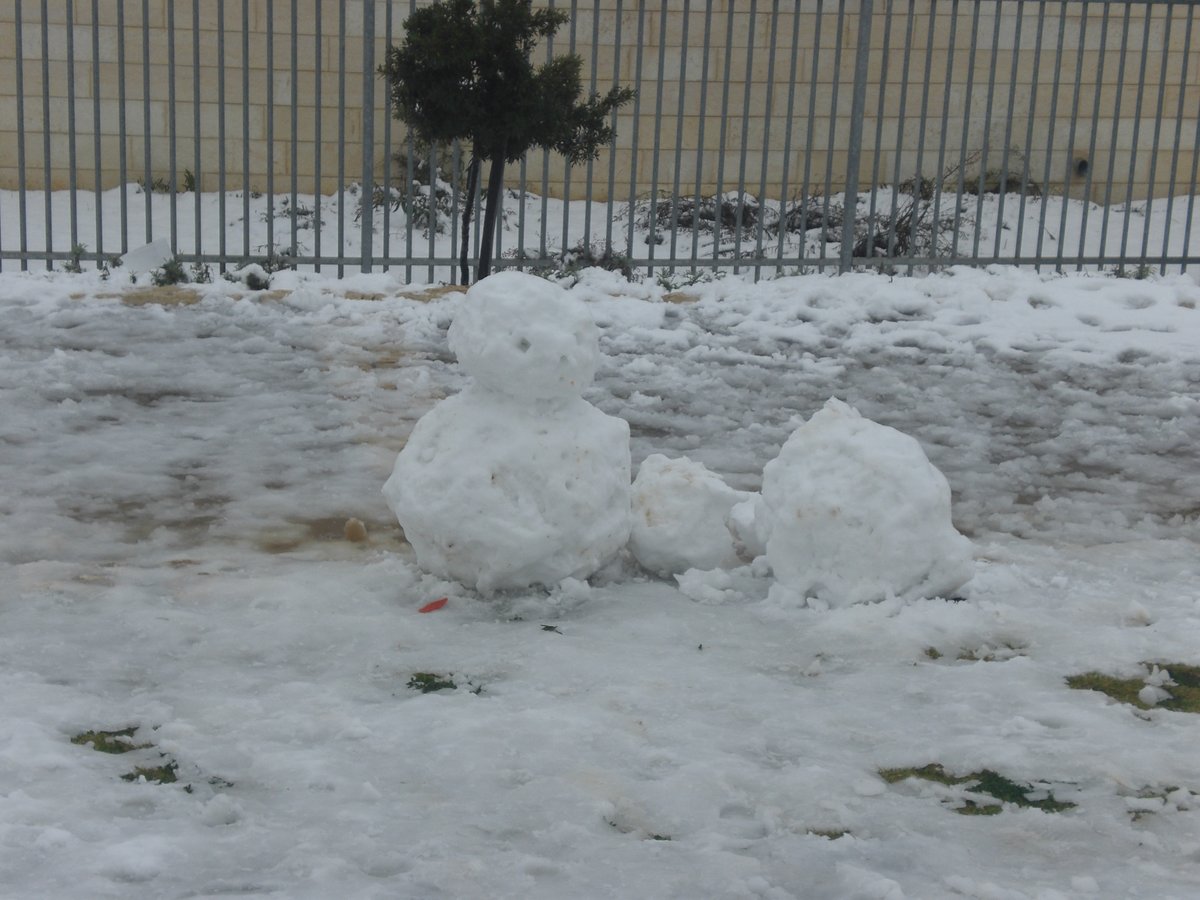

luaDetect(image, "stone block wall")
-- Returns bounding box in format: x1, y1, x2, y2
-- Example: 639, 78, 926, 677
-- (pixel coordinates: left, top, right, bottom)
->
1, 1, 1196, 204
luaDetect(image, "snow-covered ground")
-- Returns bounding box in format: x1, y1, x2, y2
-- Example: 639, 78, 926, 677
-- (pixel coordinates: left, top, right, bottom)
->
2, 227, 1200, 896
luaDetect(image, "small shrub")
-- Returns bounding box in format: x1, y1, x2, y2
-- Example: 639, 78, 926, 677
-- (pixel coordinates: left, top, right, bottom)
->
63, 243, 87, 274
182, 168, 196, 192
189, 262, 212, 284
152, 257, 189, 286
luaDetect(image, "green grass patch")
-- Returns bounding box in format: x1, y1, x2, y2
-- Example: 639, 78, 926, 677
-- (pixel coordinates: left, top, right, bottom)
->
71, 727, 150, 754
807, 828, 851, 840
122, 762, 179, 785
1067, 663, 1200, 713
407, 672, 459, 693
879, 764, 1075, 815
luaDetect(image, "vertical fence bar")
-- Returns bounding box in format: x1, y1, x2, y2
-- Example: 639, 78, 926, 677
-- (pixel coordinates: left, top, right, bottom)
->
774, 1, 802, 267
537, 0, 554, 266
117, 0, 129, 255
841, 0, 874, 272
403, 0, 415, 283
66, 0, 79, 256
689, 0, 714, 273
886, 0, 917, 260
142, 0, 152, 245
382, 0, 393, 271
908, 0, 938, 271
731, 0, 758, 274
337, 1, 346, 277
193, 0, 203, 262
167, 0, 177, 252
266, 0, 275, 260
361, 0, 376, 273
314, 0, 323, 272
625, 1, 647, 265
973, 3, 1003, 260
242, 0, 251, 260
753, 1, 781, 279
820, 0, 849, 266
218, 0, 226, 270
866, 0, 896, 263
645, 0, 669, 277
930, 0, 960, 266
951, 0, 980, 261
1058, 0, 1088, 271
993, 0, 1024, 260
1077, 0, 1111, 268
712, 1, 735, 268
1182, 60, 1200, 272
1161, 1, 1194, 272
290, 0, 299, 263
801, 0, 824, 266
560, 0, 579, 262
1118, 5, 1153, 264
1034, 2, 1067, 267
1015, 1, 1047, 267
1141, 2, 1173, 266
666, 0, 689, 274
583, 0, 599, 249
41, 0, 53, 268
92, 0, 103, 264
14, 0, 27, 269
605, 0, 625, 255
1098, 3, 1132, 265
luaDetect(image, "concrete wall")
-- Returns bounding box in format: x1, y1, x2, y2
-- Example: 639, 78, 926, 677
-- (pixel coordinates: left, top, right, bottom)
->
2, 1, 1196, 203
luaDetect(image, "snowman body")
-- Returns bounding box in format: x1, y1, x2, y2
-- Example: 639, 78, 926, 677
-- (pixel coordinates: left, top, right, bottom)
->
383, 272, 632, 593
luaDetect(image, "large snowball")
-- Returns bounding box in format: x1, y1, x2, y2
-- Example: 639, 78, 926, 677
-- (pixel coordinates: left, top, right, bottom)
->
629, 454, 750, 576
448, 271, 600, 401
383, 387, 631, 593
761, 399, 973, 607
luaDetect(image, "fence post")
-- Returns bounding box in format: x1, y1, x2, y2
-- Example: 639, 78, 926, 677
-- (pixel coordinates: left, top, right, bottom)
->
361, 0, 377, 273
841, 0, 875, 273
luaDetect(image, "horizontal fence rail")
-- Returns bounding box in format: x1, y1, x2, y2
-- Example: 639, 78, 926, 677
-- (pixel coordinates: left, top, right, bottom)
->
1, 0, 1197, 280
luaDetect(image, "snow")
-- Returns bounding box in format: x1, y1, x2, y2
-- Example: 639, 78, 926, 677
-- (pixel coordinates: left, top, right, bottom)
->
383, 272, 631, 592
1, 191, 1200, 898
630, 453, 750, 576
759, 398, 975, 608
447, 271, 601, 401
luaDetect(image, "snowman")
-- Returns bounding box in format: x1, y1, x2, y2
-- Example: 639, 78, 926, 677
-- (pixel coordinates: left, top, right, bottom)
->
383, 271, 632, 594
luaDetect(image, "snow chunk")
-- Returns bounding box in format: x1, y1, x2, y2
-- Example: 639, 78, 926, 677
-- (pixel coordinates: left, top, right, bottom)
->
383, 387, 631, 593
119, 238, 175, 275
629, 454, 749, 576
761, 398, 973, 607
448, 271, 600, 401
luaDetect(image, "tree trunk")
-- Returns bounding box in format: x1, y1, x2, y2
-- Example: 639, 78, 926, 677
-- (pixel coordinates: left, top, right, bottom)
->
459, 154, 480, 286
477, 145, 507, 281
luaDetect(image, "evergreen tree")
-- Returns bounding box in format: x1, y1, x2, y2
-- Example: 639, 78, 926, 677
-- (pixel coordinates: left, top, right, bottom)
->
381, 0, 634, 282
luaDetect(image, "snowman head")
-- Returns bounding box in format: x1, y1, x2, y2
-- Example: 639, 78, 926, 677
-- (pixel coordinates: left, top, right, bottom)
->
449, 271, 601, 402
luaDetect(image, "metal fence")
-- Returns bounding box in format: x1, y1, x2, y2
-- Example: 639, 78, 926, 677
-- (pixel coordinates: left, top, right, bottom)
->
1, 0, 1197, 280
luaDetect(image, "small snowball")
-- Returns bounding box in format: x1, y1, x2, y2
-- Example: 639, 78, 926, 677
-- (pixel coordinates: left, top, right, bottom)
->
1137, 684, 1172, 707
383, 388, 631, 593
448, 271, 600, 401
728, 493, 770, 560
760, 398, 974, 608
629, 454, 749, 576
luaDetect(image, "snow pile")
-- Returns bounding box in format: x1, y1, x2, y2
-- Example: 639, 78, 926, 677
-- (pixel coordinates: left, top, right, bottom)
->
382, 272, 631, 593
629, 453, 751, 576
760, 398, 974, 607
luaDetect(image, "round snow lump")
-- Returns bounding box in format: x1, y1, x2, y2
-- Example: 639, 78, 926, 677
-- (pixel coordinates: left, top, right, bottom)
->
761, 398, 973, 607
630, 454, 749, 576
383, 387, 631, 593
448, 271, 600, 401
